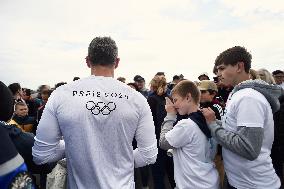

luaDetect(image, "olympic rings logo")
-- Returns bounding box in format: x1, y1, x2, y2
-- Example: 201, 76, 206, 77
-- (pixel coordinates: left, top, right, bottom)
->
86, 101, 116, 115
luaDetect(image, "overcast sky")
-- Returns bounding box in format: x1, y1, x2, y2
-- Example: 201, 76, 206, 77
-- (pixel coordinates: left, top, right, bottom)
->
1, 0, 284, 90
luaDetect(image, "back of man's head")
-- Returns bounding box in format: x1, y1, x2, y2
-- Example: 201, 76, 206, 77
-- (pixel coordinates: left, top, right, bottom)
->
88, 37, 118, 66
215, 46, 252, 73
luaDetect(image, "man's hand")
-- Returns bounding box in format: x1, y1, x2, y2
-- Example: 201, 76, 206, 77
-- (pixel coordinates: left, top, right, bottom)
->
165, 97, 177, 114
201, 107, 216, 125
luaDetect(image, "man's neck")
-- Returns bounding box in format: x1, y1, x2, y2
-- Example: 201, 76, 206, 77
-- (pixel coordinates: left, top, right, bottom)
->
234, 73, 250, 86
90, 65, 114, 77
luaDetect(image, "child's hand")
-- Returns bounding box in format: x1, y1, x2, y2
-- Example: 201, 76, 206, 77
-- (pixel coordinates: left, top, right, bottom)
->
165, 97, 177, 114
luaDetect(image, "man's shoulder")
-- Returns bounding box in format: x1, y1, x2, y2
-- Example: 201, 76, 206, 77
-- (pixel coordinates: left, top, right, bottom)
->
233, 88, 265, 100
231, 88, 271, 114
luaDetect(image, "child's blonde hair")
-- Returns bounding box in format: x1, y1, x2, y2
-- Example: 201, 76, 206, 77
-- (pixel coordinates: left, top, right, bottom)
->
171, 80, 200, 104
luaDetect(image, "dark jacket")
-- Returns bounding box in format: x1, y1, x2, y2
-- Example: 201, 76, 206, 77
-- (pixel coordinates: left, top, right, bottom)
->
200, 101, 223, 120
217, 86, 233, 104
1, 121, 56, 174
25, 98, 40, 117
147, 93, 168, 141
271, 95, 284, 162
0, 125, 35, 188
9, 114, 37, 134
0, 81, 54, 176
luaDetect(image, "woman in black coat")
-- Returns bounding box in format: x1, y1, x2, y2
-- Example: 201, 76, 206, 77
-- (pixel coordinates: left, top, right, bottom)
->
147, 76, 175, 189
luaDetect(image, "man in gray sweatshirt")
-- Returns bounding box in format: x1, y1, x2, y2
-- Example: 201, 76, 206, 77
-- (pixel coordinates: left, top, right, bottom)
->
32, 37, 157, 188
202, 46, 282, 189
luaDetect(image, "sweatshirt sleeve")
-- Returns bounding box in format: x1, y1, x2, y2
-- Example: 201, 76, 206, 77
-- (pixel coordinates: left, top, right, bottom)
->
32, 92, 65, 165
209, 120, 263, 161
133, 98, 158, 168
159, 113, 176, 150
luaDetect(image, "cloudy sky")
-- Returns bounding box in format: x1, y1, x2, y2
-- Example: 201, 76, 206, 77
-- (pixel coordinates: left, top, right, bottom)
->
1, 0, 284, 89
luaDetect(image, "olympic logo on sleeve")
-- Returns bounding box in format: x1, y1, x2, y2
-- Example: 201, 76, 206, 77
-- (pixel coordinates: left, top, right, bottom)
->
86, 101, 116, 115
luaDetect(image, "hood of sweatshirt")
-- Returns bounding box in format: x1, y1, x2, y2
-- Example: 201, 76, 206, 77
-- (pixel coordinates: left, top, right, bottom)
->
232, 79, 284, 113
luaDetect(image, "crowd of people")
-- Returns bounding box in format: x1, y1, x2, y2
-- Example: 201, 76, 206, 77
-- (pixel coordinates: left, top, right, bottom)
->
1, 36, 284, 189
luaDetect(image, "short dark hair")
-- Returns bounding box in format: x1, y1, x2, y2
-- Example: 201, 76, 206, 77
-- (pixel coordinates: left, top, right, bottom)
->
215, 46, 252, 73
213, 66, 218, 75
127, 83, 139, 91
55, 82, 67, 89
134, 75, 145, 82
272, 70, 284, 76
8, 83, 21, 95
173, 75, 180, 80
88, 37, 118, 66
73, 77, 80, 81
117, 77, 126, 83
37, 85, 50, 92
23, 88, 31, 96
15, 101, 27, 108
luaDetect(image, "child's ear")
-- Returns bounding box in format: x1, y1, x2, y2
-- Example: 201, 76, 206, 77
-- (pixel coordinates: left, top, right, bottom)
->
187, 93, 192, 101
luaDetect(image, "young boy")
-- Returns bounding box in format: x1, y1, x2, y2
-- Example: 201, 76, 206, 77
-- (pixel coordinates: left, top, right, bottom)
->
9, 102, 37, 133
198, 80, 223, 120
198, 80, 225, 187
159, 80, 219, 189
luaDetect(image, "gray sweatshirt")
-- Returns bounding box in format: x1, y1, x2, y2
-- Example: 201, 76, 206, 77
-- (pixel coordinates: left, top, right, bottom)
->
209, 79, 283, 160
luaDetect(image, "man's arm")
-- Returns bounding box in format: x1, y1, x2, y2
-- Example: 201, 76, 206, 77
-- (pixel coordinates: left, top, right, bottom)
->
202, 94, 267, 161
133, 98, 158, 168
32, 94, 65, 165
209, 120, 263, 161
